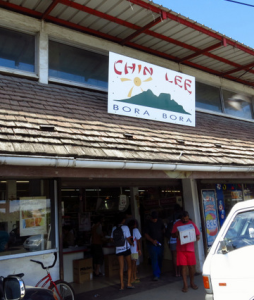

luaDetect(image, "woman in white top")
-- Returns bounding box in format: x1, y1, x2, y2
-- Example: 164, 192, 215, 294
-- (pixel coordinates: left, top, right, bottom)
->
111, 214, 134, 290
128, 219, 142, 283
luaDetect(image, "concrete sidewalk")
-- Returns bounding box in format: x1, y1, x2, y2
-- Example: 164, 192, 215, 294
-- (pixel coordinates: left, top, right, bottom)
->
75, 273, 206, 300
118, 275, 205, 300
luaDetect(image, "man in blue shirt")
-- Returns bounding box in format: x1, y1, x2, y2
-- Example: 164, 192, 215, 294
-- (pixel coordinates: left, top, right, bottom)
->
144, 211, 165, 281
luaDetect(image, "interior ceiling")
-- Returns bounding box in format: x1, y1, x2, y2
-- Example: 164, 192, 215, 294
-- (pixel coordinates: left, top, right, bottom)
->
1, 0, 254, 88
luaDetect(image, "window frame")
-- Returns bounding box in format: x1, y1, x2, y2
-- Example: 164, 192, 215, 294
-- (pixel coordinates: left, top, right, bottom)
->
0, 178, 58, 261
0, 25, 38, 79
221, 87, 254, 120
48, 38, 109, 92
196, 80, 254, 123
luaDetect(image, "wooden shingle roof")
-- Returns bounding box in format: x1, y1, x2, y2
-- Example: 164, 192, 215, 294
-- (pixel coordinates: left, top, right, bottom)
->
1, 74, 254, 167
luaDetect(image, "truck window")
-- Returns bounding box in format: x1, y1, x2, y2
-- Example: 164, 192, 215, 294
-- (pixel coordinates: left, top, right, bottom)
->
219, 210, 254, 253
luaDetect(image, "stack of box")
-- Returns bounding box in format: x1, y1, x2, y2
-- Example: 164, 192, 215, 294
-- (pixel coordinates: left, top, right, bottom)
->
104, 254, 119, 277
73, 258, 93, 283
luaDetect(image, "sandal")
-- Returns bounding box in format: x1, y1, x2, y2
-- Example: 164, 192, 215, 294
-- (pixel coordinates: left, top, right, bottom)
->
191, 285, 198, 290
131, 279, 140, 283
182, 287, 188, 293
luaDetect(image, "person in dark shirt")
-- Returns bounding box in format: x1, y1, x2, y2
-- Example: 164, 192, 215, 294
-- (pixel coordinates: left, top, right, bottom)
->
144, 211, 165, 281
0, 224, 9, 252
91, 216, 104, 277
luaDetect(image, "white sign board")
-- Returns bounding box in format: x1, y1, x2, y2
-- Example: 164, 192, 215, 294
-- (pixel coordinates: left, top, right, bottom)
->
177, 224, 196, 245
20, 199, 47, 236
108, 52, 195, 126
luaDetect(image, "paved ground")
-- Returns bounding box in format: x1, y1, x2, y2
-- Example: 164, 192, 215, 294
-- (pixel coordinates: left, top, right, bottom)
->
119, 275, 205, 300
76, 274, 206, 300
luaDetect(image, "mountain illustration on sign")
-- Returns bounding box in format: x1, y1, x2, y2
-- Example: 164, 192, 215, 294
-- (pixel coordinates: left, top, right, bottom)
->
115, 89, 191, 114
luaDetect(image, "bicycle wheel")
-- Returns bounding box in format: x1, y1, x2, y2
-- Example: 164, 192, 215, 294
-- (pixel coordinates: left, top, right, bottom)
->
49, 280, 75, 300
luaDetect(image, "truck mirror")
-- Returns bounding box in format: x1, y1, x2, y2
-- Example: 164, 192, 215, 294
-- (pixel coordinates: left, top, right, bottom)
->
4, 277, 25, 300
220, 239, 228, 254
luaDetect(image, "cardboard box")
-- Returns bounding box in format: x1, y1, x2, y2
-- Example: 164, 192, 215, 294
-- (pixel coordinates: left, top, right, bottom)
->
177, 224, 196, 245
104, 254, 119, 277
73, 258, 93, 283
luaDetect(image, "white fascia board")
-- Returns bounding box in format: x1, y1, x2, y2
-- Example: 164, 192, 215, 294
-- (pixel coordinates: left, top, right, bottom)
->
0, 8, 40, 34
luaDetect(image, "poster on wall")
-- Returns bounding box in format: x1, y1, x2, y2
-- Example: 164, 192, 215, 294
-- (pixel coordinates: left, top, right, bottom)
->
20, 198, 47, 236
215, 184, 226, 227
108, 52, 195, 127
79, 213, 91, 231
231, 190, 243, 201
119, 194, 129, 211
202, 189, 220, 247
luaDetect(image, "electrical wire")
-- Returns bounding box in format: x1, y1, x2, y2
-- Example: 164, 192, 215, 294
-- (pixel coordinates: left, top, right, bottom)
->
225, 0, 254, 8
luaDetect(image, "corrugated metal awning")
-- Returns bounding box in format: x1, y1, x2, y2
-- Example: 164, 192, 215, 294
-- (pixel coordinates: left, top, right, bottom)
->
1, 0, 254, 88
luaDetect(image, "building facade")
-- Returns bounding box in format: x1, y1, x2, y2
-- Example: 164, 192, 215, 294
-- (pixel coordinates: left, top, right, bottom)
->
0, 0, 254, 288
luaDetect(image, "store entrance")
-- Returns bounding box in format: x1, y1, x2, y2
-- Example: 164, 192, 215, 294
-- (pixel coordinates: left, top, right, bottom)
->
60, 182, 183, 294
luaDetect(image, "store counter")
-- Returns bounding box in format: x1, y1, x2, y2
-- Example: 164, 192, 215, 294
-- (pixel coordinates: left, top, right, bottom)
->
102, 245, 115, 255
63, 246, 89, 283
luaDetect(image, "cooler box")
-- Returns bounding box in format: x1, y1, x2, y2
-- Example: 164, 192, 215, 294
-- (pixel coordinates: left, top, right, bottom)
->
177, 224, 196, 245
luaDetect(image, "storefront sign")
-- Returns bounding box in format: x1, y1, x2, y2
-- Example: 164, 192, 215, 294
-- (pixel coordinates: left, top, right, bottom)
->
20, 198, 47, 236
202, 189, 219, 247
143, 198, 159, 209
108, 52, 195, 126
159, 197, 177, 207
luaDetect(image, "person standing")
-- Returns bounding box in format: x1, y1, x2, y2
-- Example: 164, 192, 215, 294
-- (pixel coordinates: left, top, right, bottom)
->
168, 218, 181, 277
111, 214, 134, 290
91, 216, 104, 277
0, 224, 9, 252
144, 211, 165, 281
171, 211, 200, 293
128, 219, 142, 283
165, 204, 183, 277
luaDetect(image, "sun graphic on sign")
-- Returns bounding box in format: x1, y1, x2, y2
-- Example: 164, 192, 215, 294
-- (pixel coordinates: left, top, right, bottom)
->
120, 76, 153, 97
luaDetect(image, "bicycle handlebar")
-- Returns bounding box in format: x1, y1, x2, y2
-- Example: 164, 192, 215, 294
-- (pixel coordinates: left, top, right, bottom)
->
30, 252, 57, 270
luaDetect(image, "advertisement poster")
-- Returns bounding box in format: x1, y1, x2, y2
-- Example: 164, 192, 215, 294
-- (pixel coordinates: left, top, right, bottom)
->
215, 184, 226, 227
108, 52, 195, 127
79, 213, 91, 231
231, 190, 243, 201
20, 198, 47, 236
202, 189, 219, 247
119, 194, 129, 211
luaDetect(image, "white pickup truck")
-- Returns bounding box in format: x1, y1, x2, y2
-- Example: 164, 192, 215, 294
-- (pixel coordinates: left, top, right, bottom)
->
203, 199, 254, 300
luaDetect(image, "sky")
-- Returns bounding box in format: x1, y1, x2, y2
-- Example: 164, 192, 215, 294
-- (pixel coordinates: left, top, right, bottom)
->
153, 0, 254, 48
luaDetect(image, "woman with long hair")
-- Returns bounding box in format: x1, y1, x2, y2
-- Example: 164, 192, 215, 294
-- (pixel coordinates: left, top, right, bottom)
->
111, 214, 134, 290
128, 219, 142, 283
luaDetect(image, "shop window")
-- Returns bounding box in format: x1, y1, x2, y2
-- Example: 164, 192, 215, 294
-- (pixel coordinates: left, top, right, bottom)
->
0, 27, 35, 72
49, 41, 108, 90
196, 82, 222, 112
61, 187, 130, 248
222, 89, 253, 120
0, 179, 55, 256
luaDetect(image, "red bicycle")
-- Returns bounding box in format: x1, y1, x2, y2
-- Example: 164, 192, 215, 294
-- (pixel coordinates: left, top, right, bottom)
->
31, 252, 75, 300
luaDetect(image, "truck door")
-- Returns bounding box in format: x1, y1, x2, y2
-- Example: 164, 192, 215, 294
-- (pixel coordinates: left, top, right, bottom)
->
210, 209, 254, 300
